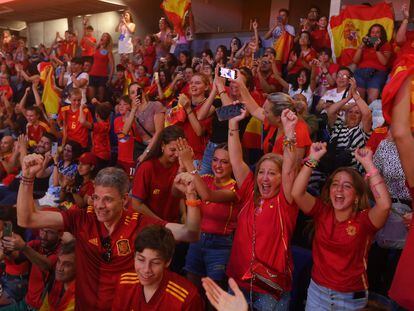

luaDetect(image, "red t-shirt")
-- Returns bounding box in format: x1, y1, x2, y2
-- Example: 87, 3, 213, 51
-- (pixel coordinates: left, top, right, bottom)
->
58, 106, 92, 148
143, 45, 156, 75
263, 119, 311, 155
4, 256, 30, 276
111, 270, 203, 311
311, 29, 331, 52
0, 85, 13, 100
79, 180, 94, 198
338, 48, 357, 67
80, 35, 97, 57
132, 159, 180, 222
92, 120, 111, 160
180, 105, 211, 160
42, 280, 75, 311
61, 207, 166, 311
25, 240, 59, 309
358, 42, 392, 71
27, 121, 50, 144
200, 175, 239, 235
288, 48, 317, 75
366, 126, 388, 154
137, 76, 151, 88
63, 41, 78, 59
254, 73, 282, 94
114, 116, 141, 165
306, 199, 378, 292
226, 172, 298, 293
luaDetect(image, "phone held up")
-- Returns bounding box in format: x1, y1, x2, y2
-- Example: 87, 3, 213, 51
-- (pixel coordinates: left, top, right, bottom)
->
219, 67, 237, 80
3, 221, 12, 237
216, 103, 245, 121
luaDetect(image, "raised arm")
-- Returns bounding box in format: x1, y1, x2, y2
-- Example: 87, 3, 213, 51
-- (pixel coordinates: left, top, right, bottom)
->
397, 4, 410, 44
196, 83, 217, 121
17, 154, 64, 230
180, 94, 204, 136
326, 91, 352, 127
271, 61, 289, 90
234, 72, 264, 122
351, 86, 372, 133
391, 74, 414, 186
228, 110, 250, 187
355, 148, 391, 228
78, 104, 92, 129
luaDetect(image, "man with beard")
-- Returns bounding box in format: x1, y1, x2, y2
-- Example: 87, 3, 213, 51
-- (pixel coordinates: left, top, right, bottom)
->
1, 222, 61, 311
40, 240, 76, 310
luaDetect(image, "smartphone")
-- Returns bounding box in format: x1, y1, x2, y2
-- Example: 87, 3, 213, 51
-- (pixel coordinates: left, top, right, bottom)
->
277, 16, 283, 23
153, 72, 159, 81
136, 87, 142, 101
51, 142, 58, 157
219, 67, 237, 80
3, 221, 12, 237
216, 103, 244, 121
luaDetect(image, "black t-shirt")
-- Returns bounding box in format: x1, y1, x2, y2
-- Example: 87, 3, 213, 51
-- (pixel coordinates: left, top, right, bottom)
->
210, 98, 250, 144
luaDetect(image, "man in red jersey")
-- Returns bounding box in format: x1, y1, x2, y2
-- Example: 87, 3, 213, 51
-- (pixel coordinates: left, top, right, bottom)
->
112, 225, 203, 311
58, 88, 92, 148
16, 156, 201, 311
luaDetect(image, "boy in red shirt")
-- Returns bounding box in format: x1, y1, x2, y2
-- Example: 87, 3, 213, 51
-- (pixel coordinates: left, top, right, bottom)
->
112, 225, 203, 311
58, 88, 92, 148
80, 24, 97, 57
25, 106, 50, 146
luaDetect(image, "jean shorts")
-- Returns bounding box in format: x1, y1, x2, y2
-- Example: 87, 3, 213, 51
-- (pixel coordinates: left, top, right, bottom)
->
306, 279, 368, 310
89, 75, 108, 88
354, 67, 388, 90
184, 232, 233, 281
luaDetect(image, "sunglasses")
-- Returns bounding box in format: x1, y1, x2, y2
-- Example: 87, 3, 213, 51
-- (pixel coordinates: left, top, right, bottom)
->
101, 236, 112, 263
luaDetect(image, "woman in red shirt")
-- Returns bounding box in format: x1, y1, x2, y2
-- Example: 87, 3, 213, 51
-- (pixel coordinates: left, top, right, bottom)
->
291, 143, 390, 310
225, 108, 298, 310
353, 24, 392, 104
287, 31, 317, 78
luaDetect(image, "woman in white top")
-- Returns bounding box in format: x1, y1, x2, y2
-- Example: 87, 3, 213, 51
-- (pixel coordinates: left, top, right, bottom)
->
116, 10, 136, 56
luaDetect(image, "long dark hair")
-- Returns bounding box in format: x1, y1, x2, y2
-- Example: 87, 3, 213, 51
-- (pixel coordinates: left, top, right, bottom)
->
292, 31, 312, 57
366, 23, 388, 48
291, 68, 311, 91
148, 125, 185, 159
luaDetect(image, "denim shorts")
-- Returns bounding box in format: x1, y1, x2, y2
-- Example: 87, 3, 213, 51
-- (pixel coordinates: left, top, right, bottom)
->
239, 287, 290, 311
89, 75, 108, 87
354, 68, 388, 90
1, 273, 28, 303
306, 279, 368, 310
184, 232, 233, 281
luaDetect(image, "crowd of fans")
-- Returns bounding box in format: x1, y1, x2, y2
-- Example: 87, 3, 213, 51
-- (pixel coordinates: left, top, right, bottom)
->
0, 3, 413, 311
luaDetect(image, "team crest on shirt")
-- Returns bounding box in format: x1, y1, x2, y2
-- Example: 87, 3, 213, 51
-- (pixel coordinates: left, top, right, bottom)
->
346, 225, 357, 236
153, 189, 160, 195
116, 239, 131, 256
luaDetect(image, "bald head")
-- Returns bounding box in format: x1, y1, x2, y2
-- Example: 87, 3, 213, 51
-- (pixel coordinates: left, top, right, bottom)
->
0, 136, 14, 154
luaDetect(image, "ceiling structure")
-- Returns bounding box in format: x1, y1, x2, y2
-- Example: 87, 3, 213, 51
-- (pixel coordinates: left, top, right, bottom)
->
0, 0, 127, 23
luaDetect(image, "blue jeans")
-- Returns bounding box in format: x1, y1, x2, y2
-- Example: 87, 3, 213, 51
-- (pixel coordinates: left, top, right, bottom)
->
1, 274, 28, 303
199, 141, 218, 175
240, 288, 290, 311
184, 233, 233, 281
306, 279, 368, 310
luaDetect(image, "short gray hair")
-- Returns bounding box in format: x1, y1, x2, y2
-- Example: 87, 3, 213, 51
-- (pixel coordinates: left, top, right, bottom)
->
95, 167, 130, 195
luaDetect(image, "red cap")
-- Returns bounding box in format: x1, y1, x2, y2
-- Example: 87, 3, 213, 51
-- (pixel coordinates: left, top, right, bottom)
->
79, 152, 97, 166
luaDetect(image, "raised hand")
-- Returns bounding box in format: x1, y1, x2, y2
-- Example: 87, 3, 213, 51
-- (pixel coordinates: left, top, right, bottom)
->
22, 154, 44, 178
178, 94, 191, 110
354, 147, 373, 167
252, 20, 258, 30
230, 106, 247, 124
202, 277, 248, 311
2, 233, 26, 252
309, 142, 327, 161
281, 108, 297, 136
402, 3, 410, 19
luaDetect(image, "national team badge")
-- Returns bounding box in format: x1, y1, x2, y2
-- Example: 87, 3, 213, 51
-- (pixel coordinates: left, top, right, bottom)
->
116, 239, 131, 256
346, 225, 357, 236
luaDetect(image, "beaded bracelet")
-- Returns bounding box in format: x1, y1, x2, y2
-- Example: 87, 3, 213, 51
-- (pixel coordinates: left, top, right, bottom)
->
365, 169, 379, 180
283, 136, 297, 152
185, 199, 202, 207
303, 156, 319, 169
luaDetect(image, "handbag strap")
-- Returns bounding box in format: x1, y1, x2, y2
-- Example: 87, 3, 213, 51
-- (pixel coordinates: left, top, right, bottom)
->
136, 116, 153, 138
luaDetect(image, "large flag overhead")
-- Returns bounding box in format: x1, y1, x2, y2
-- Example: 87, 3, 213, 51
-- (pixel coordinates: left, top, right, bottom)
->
161, 0, 191, 36
329, 2, 394, 63
38, 62, 61, 115
273, 31, 294, 64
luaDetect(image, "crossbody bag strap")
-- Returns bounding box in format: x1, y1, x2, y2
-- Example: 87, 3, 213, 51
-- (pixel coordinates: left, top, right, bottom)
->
136, 117, 153, 138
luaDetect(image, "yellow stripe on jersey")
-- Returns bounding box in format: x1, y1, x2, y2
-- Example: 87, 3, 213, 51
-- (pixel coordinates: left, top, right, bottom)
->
166, 284, 187, 299
166, 289, 185, 303
120, 280, 140, 285
168, 281, 189, 295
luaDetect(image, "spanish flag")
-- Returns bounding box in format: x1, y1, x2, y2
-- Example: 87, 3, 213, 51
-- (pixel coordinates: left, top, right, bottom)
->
330, 2, 394, 63
382, 54, 414, 130
273, 31, 294, 65
38, 62, 61, 115
161, 0, 191, 36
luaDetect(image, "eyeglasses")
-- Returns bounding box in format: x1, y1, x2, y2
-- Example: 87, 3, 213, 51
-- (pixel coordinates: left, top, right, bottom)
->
101, 236, 112, 263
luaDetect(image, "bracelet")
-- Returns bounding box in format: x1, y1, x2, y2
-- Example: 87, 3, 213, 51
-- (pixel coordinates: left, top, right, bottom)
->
185, 199, 202, 207
303, 156, 319, 169
20, 179, 34, 185
186, 109, 194, 115
229, 128, 239, 132
145, 148, 150, 154
218, 90, 226, 96
283, 135, 297, 151
365, 169, 379, 180
189, 169, 198, 175
21, 176, 35, 183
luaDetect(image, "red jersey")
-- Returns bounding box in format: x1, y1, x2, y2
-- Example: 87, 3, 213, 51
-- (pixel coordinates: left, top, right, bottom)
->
79, 180, 94, 198
40, 280, 75, 311
4, 256, 30, 276
200, 175, 239, 235
0, 85, 13, 100
132, 158, 180, 222
63, 41, 77, 59
226, 172, 298, 293
61, 207, 166, 311
180, 105, 211, 160
254, 73, 282, 94
137, 76, 151, 88
143, 45, 156, 75
288, 48, 317, 75
111, 270, 203, 311
27, 121, 50, 144
92, 120, 111, 160
311, 29, 331, 52
358, 42, 392, 71
114, 116, 142, 164
306, 199, 378, 292
25, 240, 60, 309
263, 119, 311, 155
58, 105, 92, 148
80, 35, 97, 57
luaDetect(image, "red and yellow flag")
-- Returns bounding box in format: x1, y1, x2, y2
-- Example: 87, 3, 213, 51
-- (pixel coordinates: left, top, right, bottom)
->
273, 31, 294, 64
38, 62, 61, 115
161, 0, 191, 36
382, 54, 414, 130
330, 2, 394, 63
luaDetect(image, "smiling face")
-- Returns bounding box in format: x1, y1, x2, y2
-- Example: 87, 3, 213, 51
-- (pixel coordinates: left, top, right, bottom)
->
297, 70, 307, 87
370, 26, 382, 38
299, 32, 310, 46
256, 159, 281, 199
161, 140, 179, 165
189, 75, 207, 97
92, 185, 126, 224
336, 69, 351, 89
345, 105, 362, 128
329, 171, 357, 212
211, 149, 232, 180
118, 99, 131, 116
55, 252, 76, 283
135, 248, 169, 288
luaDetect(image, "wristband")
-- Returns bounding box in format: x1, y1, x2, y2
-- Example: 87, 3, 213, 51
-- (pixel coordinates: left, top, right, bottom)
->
229, 128, 239, 132
365, 169, 379, 180
185, 199, 201, 207
303, 156, 319, 169
189, 169, 198, 175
